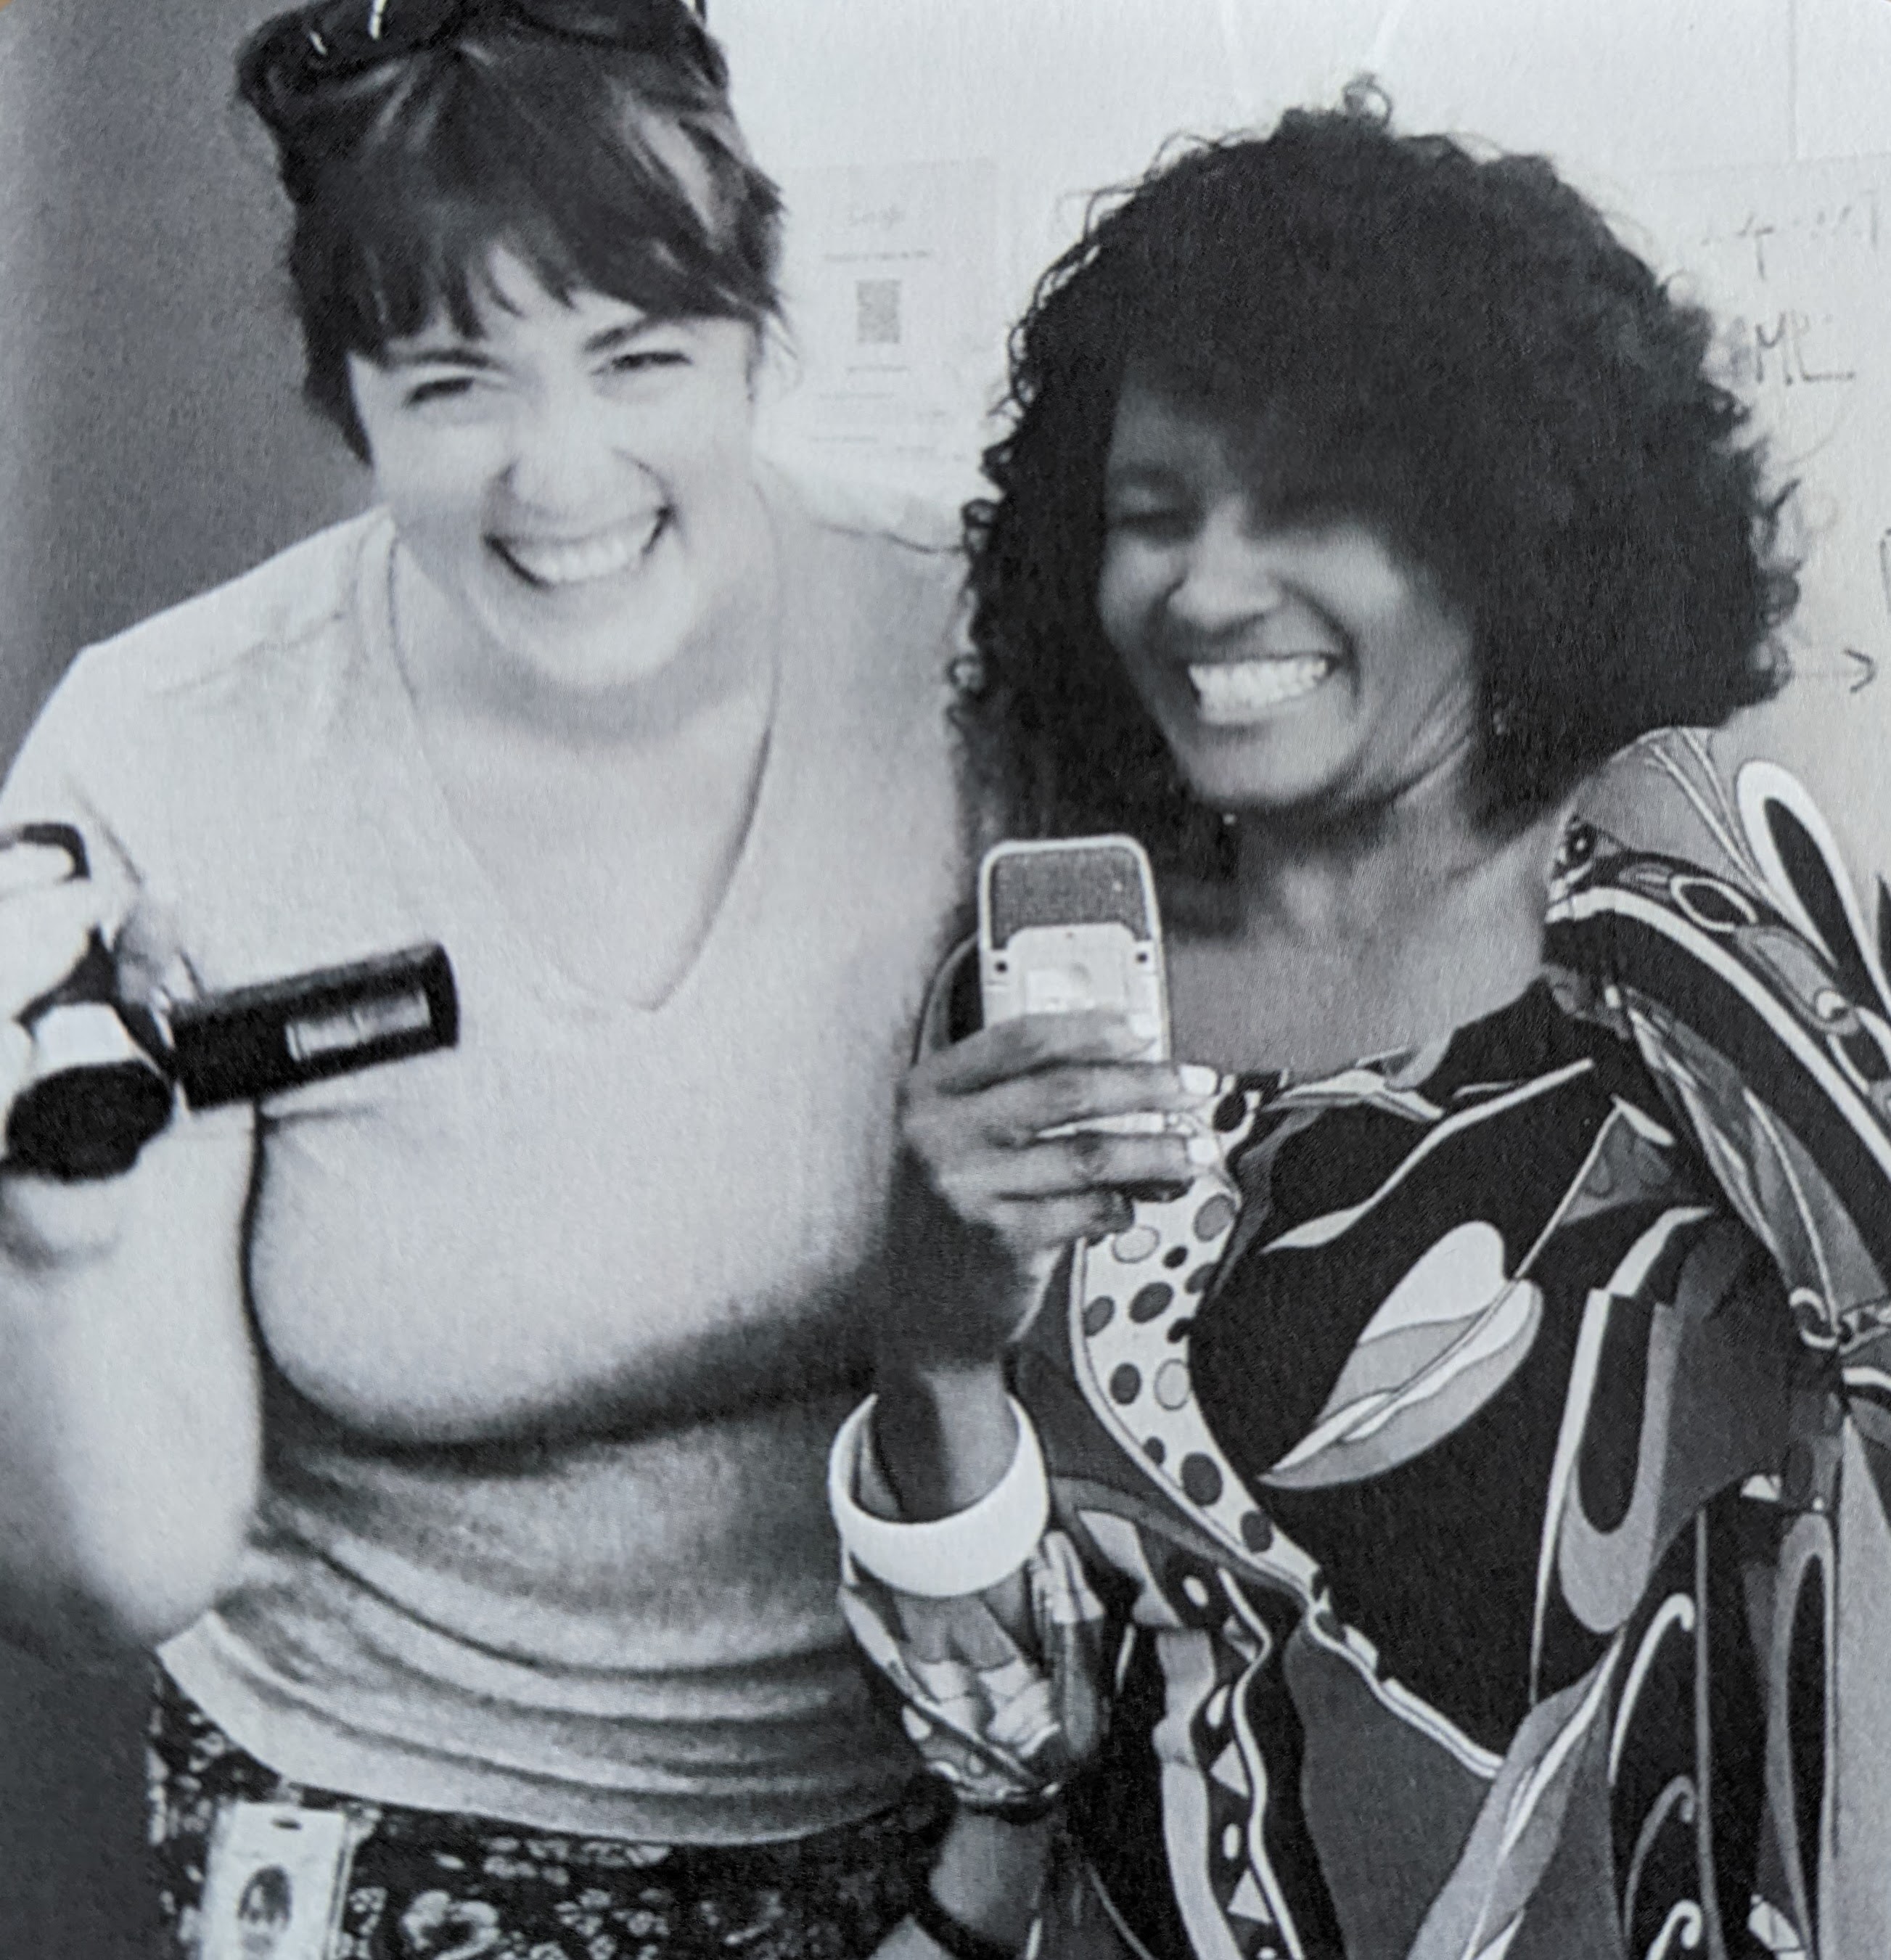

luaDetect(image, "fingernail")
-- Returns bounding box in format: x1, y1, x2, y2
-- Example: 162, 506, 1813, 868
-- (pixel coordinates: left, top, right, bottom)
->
1187, 1133, 1222, 1168
1178, 1064, 1220, 1096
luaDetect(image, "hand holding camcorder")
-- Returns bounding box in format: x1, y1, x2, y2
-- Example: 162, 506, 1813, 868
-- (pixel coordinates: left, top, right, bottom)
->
2, 824, 458, 1181
890, 834, 1223, 1371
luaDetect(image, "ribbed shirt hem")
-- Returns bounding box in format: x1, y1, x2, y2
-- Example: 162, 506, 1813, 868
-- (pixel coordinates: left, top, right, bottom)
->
159, 1622, 917, 1848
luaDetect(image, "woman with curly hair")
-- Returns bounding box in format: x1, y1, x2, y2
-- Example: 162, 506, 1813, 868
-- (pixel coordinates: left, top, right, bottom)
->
829, 102, 1891, 1959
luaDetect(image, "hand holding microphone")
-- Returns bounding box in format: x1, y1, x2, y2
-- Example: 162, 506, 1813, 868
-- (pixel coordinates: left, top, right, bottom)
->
2, 824, 459, 1184
890, 837, 1226, 1372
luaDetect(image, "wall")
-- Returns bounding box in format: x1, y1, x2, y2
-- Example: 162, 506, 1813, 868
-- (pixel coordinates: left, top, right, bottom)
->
1, 0, 1890, 1951
0, 0, 365, 768
716, 0, 1810, 333
0, 4, 361, 1948
718, 0, 1891, 896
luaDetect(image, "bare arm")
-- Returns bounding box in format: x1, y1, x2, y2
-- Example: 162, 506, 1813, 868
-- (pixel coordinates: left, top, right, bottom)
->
871, 1809, 1058, 1959
871, 1009, 1217, 1631
0, 856, 260, 1660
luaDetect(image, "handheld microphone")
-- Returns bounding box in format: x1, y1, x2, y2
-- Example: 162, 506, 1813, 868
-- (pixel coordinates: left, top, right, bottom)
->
977, 834, 1194, 1205
3, 825, 459, 1181
977, 835, 1169, 1051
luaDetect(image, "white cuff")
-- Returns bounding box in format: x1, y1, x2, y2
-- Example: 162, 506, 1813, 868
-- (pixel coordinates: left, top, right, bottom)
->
828, 1394, 1050, 1599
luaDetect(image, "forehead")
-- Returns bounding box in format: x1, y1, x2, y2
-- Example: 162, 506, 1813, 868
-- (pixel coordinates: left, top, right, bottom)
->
379, 249, 652, 357
1107, 375, 1254, 482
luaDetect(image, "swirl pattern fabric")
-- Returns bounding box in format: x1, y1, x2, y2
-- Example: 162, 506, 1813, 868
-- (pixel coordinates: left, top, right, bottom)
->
843, 739, 1891, 1960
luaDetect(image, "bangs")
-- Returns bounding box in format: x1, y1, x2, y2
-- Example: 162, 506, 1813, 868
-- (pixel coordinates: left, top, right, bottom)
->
1120, 318, 1458, 559
300, 39, 779, 358
1111, 214, 1493, 590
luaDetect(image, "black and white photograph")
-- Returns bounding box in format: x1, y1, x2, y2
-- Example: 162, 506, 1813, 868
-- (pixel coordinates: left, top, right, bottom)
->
4, 3, 1891, 1956
196, 1802, 354, 1960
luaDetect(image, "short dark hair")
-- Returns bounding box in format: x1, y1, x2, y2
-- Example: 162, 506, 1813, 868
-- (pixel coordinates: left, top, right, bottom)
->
237, 1864, 293, 1924
237, 0, 782, 459
960, 97, 1797, 872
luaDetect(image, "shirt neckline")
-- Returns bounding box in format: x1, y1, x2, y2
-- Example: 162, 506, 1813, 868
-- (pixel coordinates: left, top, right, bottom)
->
348, 494, 799, 1022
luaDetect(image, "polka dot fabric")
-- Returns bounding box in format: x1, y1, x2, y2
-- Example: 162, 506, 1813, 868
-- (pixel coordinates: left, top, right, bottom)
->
1065, 1089, 1318, 1583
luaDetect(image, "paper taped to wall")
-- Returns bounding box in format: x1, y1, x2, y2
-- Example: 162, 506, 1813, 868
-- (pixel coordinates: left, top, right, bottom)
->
758, 158, 1001, 510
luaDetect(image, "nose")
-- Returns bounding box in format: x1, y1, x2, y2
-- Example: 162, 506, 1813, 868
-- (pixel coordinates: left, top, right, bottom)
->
502, 383, 636, 518
1165, 501, 1284, 635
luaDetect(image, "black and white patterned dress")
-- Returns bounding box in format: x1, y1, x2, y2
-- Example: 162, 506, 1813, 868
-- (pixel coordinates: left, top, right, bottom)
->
842, 742, 1891, 1960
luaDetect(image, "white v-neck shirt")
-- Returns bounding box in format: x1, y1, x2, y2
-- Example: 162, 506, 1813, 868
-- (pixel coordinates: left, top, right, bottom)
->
1, 477, 972, 1842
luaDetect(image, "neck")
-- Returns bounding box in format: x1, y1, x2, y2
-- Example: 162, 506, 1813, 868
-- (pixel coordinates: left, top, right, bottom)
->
1230, 771, 1567, 950
393, 477, 780, 750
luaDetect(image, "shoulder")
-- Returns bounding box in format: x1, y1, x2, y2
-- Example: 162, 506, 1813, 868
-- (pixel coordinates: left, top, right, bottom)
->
1551, 734, 1890, 1017
1, 512, 392, 878
1578, 727, 1789, 882
33, 512, 388, 750
1552, 745, 1891, 1349
766, 467, 968, 694
1550, 754, 1891, 1203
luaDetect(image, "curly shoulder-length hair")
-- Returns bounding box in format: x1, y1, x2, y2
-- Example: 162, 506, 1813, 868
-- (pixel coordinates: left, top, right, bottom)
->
960, 98, 1797, 874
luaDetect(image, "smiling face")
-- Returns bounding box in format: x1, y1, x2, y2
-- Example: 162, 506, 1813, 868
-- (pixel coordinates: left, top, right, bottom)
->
235, 1870, 290, 1960
348, 250, 766, 697
1097, 377, 1481, 825
237, 1920, 283, 1960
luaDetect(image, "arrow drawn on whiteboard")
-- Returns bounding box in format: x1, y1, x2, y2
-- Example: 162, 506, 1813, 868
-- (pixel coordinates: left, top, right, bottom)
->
1843, 647, 1878, 692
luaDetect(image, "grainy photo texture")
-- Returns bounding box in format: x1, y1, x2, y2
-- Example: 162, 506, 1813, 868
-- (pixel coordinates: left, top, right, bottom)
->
2, 5, 1890, 1959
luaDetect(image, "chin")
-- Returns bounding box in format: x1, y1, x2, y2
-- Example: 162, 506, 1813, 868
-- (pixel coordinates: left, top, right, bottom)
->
481, 592, 695, 693
1170, 717, 1362, 812
515, 638, 687, 692
1174, 753, 1324, 815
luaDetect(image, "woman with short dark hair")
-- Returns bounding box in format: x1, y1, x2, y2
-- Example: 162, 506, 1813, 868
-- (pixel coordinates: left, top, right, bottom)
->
835, 102, 1891, 1960
235, 1866, 293, 1960
0, 3, 1018, 1953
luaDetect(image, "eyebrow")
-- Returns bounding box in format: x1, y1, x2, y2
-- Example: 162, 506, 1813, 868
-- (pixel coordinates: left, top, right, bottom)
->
380, 319, 668, 370
379, 342, 504, 372
1104, 463, 1187, 493
581, 319, 665, 357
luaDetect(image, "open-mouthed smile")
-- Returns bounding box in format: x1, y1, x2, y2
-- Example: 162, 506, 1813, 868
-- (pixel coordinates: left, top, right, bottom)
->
491, 510, 668, 589
1187, 653, 1337, 723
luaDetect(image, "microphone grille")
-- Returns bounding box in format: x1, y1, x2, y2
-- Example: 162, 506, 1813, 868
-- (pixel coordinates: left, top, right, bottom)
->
986, 843, 1151, 946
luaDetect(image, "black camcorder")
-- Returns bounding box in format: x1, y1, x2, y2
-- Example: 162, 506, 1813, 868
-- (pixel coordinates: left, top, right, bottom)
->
3, 824, 458, 1181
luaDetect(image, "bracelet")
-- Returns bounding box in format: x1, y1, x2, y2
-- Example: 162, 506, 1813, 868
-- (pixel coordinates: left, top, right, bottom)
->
827, 1395, 1049, 1599
910, 1887, 1020, 1960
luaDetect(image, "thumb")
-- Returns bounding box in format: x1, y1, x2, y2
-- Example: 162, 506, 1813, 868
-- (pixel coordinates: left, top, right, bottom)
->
113, 898, 196, 1011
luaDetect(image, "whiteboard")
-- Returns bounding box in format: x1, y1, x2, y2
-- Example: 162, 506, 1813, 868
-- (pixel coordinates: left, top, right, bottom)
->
1626, 155, 1891, 895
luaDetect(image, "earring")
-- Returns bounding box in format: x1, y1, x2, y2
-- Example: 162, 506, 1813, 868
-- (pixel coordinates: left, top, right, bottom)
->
948, 653, 988, 700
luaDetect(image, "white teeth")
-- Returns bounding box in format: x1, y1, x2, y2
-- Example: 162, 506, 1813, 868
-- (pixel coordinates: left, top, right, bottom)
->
499, 513, 663, 588
1188, 655, 1334, 723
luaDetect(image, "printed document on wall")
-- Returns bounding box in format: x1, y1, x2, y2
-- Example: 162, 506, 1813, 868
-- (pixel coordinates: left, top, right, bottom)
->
760, 160, 1002, 513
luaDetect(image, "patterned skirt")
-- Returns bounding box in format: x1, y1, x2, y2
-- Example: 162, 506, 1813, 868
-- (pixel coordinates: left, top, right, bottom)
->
147, 1672, 952, 1960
